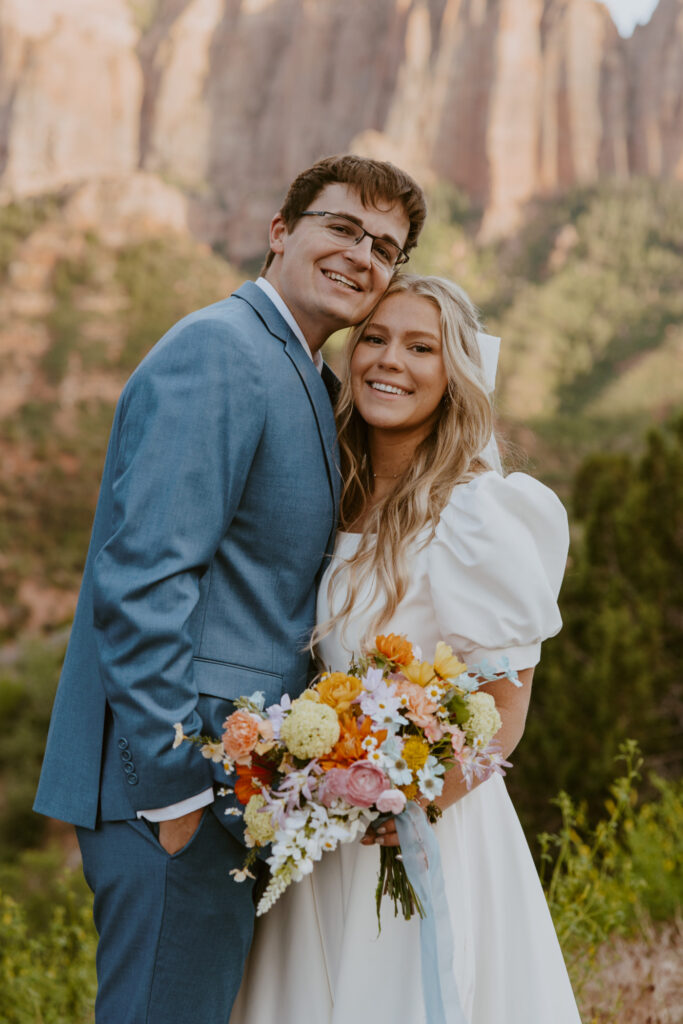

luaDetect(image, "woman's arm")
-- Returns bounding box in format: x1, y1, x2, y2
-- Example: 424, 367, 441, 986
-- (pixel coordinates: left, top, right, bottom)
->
434, 666, 534, 812
361, 667, 534, 847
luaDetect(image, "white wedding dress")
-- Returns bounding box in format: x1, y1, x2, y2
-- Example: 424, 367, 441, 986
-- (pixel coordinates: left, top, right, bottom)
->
230, 472, 582, 1024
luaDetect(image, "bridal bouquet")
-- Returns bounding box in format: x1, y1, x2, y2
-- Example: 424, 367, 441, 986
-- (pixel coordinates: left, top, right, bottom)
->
174, 634, 515, 920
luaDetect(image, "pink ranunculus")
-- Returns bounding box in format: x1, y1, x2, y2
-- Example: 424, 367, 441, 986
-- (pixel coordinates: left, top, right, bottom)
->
423, 718, 445, 743
375, 789, 407, 815
445, 724, 466, 754
221, 710, 260, 764
319, 768, 350, 808
344, 760, 390, 808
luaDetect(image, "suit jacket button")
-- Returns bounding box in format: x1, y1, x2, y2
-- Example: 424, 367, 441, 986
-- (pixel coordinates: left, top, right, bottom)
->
118, 738, 129, 749
120, 749, 133, 762
126, 773, 138, 785
123, 762, 135, 774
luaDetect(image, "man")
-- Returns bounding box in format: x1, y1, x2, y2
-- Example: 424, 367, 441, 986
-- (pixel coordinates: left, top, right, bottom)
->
34, 154, 426, 1023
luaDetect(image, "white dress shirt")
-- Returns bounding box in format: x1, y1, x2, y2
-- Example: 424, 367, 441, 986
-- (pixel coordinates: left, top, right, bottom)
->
255, 276, 323, 372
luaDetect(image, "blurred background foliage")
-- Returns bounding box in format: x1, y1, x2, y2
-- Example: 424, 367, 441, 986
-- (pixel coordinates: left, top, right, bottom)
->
0, 176, 681, 1020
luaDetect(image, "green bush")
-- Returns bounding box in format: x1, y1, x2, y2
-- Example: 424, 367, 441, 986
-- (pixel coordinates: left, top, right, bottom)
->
0, 640, 67, 857
509, 415, 683, 842
0, 852, 96, 1024
0, 198, 62, 280
625, 774, 683, 921
539, 741, 683, 990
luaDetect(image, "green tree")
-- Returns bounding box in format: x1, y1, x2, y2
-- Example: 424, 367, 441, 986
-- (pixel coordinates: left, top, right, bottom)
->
510, 416, 683, 839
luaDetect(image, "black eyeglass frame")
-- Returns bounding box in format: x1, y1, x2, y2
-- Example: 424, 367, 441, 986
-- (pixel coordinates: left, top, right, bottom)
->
298, 210, 409, 269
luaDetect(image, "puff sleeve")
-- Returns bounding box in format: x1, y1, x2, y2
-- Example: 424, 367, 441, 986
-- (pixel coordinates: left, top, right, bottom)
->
426, 472, 569, 671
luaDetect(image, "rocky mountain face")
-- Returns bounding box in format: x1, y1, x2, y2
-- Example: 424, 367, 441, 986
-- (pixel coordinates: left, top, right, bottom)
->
0, 0, 681, 256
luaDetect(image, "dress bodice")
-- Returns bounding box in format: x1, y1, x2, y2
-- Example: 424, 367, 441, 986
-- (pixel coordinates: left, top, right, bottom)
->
316, 471, 569, 674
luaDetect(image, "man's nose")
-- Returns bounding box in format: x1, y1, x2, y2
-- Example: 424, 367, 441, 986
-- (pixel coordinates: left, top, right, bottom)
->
344, 235, 373, 269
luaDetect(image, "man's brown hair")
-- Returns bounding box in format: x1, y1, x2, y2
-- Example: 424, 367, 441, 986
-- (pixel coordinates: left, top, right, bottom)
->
260, 154, 426, 274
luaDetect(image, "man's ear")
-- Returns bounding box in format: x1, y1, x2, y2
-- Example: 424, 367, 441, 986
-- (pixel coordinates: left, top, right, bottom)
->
269, 214, 287, 255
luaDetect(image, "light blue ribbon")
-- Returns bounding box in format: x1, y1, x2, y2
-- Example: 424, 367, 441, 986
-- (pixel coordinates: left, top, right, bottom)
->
395, 801, 468, 1024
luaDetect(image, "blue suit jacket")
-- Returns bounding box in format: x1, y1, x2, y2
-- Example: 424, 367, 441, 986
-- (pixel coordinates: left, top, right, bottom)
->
34, 282, 341, 828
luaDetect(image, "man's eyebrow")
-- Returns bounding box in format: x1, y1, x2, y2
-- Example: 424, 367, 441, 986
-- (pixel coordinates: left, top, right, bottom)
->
330, 210, 403, 249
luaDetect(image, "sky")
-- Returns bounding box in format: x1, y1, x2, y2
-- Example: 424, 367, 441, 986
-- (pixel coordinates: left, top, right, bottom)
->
597, 0, 661, 36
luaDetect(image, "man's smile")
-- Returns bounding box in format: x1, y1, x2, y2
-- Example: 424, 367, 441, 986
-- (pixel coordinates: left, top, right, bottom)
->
321, 269, 362, 292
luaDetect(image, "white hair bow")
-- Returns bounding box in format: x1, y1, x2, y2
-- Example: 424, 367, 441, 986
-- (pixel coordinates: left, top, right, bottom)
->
476, 332, 500, 394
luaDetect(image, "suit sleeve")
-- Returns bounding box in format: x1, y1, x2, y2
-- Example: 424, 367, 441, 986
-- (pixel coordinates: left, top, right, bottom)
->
92, 318, 266, 811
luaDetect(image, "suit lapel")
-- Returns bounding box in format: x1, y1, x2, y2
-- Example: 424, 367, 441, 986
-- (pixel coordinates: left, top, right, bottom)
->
233, 283, 342, 519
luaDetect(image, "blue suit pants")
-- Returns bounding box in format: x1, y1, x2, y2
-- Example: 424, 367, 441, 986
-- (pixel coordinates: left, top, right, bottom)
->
77, 810, 257, 1024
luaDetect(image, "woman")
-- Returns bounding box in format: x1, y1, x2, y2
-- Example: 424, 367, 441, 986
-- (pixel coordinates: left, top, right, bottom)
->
230, 275, 581, 1023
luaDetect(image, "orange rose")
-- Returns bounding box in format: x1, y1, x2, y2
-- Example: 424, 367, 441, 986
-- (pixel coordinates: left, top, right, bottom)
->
319, 715, 387, 770
234, 762, 275, 805
315, 672, 363, 714
375, 634, 414, 666
222, 710, 260, 764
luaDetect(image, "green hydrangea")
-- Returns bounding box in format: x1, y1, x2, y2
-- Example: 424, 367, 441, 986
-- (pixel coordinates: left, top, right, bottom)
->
244, 794, 275, 846
280, 699, 340, 759
465, 691, 501, 746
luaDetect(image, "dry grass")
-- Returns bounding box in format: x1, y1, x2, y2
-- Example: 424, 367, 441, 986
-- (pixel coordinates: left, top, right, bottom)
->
577, 919, 683, 1023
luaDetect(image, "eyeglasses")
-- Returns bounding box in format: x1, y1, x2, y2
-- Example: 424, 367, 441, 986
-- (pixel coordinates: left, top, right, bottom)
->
299, 211, 409, 271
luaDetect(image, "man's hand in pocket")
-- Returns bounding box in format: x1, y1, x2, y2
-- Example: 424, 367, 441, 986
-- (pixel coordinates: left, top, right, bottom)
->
159, 808, 204, 855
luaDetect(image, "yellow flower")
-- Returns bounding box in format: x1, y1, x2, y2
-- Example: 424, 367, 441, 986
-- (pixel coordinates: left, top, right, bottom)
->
200, 741, 226, 763
244, 794, 276, 846
402, 660, 437, 688
464, 691, 501, 746
280, 701, 340, 759
297, 690, 321, 703
433, 642, 467, 681
316, 672, 363, 714
400, 782, 419, 801
402, 737, 430, 771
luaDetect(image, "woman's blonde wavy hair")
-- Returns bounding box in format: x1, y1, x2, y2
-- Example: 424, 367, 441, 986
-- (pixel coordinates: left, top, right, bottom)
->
313, 274, 496, 652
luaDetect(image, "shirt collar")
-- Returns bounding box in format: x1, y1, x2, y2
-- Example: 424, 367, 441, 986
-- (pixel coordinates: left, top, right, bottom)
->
255, 277, 323, 373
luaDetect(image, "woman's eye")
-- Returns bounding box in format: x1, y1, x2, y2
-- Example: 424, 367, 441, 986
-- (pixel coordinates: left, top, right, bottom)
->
362, 335, 385, 345
412, 344, 432, 354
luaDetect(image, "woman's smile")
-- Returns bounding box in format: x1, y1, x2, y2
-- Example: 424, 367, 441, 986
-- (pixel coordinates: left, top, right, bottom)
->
366, 380, 412, 397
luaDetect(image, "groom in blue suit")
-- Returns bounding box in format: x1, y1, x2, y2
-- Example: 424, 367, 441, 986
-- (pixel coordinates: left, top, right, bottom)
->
34, 155, 425, 1023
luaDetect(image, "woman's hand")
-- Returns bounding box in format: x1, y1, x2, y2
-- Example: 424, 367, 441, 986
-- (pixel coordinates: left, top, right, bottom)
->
361, 817, 400, 847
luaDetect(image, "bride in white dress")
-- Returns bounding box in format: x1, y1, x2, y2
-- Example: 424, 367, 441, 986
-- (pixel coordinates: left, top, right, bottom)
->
230, 275, 581, 1024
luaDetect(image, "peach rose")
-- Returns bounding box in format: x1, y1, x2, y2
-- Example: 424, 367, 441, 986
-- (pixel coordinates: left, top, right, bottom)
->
393, 680, 439, 731
222, 710, 260, 764
316, 672, 363, 714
